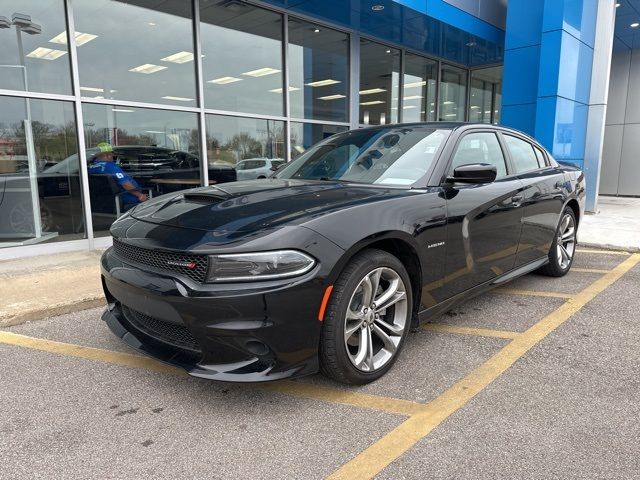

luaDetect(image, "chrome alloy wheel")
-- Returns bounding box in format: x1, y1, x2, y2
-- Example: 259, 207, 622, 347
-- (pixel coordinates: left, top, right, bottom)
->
343, 267, 408, 372
557, 213, 576, 269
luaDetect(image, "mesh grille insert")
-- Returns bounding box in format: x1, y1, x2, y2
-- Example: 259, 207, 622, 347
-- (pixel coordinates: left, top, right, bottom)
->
113, 239, 209, 283
122, 306, 202, 353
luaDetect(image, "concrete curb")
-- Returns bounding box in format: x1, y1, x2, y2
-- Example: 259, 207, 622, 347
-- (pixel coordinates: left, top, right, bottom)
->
578, 242, 640, 253
0, 296, 105, 327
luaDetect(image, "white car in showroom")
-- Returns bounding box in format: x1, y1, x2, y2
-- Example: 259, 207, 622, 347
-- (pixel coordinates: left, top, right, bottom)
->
235, 158, 285, 180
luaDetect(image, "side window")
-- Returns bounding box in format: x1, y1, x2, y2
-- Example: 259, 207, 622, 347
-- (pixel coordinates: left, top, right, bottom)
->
451, 132, 507, 178
504, 135, 539, 173
533, 146, 548, 168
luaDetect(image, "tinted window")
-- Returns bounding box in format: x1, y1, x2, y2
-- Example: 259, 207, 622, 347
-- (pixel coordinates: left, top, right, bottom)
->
533, 146, 547, 168
504, 135, 539, 173
277, 127, 450, 186
451, 132, 507, 178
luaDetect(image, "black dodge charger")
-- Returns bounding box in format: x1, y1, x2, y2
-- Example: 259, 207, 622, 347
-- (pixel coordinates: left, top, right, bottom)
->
101, 123, 585, 384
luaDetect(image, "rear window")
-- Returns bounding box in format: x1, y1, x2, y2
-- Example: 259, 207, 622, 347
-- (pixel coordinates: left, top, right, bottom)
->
533, 146, 548, 168
504, 135, 539, 173
238, 160, 266, 170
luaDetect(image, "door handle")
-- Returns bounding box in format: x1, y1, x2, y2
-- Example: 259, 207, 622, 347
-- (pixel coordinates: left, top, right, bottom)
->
511, 194, 524, 206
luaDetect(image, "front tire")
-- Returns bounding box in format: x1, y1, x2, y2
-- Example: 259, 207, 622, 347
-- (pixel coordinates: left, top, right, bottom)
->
320, 249, 413, 385
537, 207, 577, 277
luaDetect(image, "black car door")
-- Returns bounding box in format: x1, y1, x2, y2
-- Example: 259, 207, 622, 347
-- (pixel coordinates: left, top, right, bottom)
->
430, 130, 525, 302
501, 134, 566, 267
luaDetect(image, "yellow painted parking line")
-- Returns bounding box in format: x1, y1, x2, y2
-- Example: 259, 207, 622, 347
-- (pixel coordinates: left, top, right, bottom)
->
576, 248, 630, 255
0, 331, 420, 417
328, 253, 640, 480
493, 288, 573, 299
572, 267, 611, 274
0, 331, 185, 376
423, 323, 520, 340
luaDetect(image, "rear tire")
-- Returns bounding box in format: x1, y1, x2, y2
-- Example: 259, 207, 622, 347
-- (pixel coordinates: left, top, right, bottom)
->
319, 249, 413, 385
537, 207, 577, 277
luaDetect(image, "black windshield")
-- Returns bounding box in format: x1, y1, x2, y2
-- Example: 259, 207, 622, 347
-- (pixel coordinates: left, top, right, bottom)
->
276, 126, 450, 186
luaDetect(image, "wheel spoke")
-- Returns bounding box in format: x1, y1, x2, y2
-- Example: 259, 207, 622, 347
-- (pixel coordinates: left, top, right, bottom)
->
365, 326, 374, 370
376, 291, 406, 312
559, 244, 570, 264
372, 324, 397, 354
368, 269, 382, 303
344, 317, 365, 342
361, 276, 374, 306
560, 215, 570, 232
353, 326, 369, 368
374, 317, 404, 336
562, 227, 575, 241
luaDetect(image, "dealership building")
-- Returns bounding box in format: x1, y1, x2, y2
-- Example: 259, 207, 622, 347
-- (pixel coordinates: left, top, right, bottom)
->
0, 0, 636, 258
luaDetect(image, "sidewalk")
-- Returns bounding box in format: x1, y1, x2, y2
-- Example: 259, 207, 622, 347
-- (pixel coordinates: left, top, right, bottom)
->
580, 196, 640, 252
1, 195, 638, 326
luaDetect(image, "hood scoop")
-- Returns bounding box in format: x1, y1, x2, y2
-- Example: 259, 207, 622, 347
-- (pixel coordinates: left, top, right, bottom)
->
183, 189, 232, 204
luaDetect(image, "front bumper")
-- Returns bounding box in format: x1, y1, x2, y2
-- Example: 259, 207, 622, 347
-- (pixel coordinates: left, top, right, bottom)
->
101, 245, 334, 382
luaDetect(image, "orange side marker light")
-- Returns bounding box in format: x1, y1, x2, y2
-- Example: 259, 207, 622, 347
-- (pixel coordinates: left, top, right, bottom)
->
318, 285, 334, 322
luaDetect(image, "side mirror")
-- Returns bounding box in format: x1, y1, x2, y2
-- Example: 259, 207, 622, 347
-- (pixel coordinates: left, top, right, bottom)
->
446, 163, 497, 184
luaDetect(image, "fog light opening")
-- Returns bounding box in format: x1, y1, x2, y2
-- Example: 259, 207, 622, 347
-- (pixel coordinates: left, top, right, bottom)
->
245, 340, 270, 356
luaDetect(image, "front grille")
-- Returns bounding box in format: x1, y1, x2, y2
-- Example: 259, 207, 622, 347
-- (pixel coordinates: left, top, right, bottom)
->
113, 239, 209, 283
122, 305, 202, 353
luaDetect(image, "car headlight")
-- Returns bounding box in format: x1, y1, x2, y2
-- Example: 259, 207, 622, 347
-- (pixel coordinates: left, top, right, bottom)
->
206, 250, 316, 282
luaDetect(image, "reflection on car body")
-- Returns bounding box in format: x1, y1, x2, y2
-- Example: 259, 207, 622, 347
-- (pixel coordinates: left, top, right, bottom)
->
100, 123, 586, 385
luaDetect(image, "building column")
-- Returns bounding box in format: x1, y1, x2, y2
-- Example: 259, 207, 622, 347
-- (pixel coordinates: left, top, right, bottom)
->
501, 0, 615, 213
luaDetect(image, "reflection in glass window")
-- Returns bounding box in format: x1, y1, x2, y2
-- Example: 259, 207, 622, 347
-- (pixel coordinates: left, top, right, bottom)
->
469, 66, 502, 124
290, 122, 348, 160
451, 132, 506, 178
73, 0, 197, 106
359, 40, 400, 125
504, 135, 539, 173
0, 0, 72, 94
288, 19, 349, 122
439, 64, 467, 121
205, 115, 285, 180
277, 127, 449, 186
0, 96, 82, 247
403, 53, 437, 123
82, 104, 204, 237
200, 2, 283, 116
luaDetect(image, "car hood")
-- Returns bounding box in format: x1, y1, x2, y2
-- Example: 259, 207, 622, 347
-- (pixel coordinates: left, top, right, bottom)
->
129, 179, 409, 235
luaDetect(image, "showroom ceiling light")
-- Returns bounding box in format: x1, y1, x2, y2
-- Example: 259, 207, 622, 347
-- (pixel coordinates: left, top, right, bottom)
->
161, 51, 194, 64
305, 79, 341, 87
359, 88, 386, 95
242, 67, 280, 77
360, 100, 385, 105
112, 108, 134, 113
403, 80, 426, 88
26, 47, 67, 60
403, 105, 417, 109
80, 86, 104, 93
129, 63, 167, 74
403, 95, 423, 100
50, 30, 98, 46
208, 76, 242, 84
269, 86, 300, 93
144, 130, 165, 134
161, 96, 193, 101
443, 101, 454, 105
318, 94, 346, 100
632, 22, 640, 28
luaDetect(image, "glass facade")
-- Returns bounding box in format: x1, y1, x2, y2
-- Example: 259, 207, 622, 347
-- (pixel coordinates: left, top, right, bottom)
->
0, 97, 82, 247
469, 66, 503, 124
359, 40, 400, 125
0, 0, 502, 254
403, 53, 438, 123
288, 18, 349, 123
73, 0, 197, 107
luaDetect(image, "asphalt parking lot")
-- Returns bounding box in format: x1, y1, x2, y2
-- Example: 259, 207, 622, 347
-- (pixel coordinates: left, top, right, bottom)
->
1, 249, 639, 480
